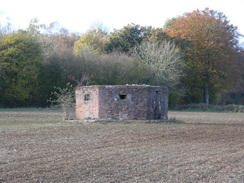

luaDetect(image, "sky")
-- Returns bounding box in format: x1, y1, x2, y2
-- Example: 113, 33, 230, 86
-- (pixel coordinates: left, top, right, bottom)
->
0, 0, 244, 43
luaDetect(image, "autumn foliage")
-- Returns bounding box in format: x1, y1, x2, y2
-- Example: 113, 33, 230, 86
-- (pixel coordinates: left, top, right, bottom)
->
0, 8, 243, 107
165, 8, 242, 104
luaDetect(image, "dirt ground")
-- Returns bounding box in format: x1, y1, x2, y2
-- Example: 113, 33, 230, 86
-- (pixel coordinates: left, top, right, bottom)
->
0, 111, 243, 183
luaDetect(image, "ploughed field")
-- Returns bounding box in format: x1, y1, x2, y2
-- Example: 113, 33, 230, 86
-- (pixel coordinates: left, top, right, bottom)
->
0, 111, 243, 182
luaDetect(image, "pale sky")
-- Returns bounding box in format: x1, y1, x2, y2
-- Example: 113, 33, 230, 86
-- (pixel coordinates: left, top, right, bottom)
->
0, 0, 244, 43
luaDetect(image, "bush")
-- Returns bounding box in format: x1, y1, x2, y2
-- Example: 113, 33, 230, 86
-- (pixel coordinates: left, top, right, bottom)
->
49, 83, 76, 120
174, 104, 244, 113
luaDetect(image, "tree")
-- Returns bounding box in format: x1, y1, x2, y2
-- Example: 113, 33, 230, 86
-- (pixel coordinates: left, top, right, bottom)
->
133, 40, 185, 87
0, 31, 44, 107
106, 24, 173, 54
148, 28, 172, 43
0, 22, 13, 38
25, 19, 80, 106
70, 51, 148, 85
106, 24, 150, 54
165, 8, 241, 104
74, 28, 109, 55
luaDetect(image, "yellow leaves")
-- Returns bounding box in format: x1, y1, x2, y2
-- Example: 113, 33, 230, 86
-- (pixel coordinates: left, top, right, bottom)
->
73, 29, 109, 55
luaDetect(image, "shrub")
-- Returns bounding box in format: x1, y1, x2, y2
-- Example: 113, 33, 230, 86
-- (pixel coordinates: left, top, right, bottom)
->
49, 82, 75, 120
174, 104, 244, 112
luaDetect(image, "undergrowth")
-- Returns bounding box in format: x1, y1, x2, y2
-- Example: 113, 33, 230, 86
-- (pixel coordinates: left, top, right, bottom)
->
0, 107, 60, 112
173, 104, 244, 113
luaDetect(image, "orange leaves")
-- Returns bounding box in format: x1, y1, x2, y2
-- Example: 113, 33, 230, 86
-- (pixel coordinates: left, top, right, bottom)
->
165, 8, 239, 66
165, 8, 241, 101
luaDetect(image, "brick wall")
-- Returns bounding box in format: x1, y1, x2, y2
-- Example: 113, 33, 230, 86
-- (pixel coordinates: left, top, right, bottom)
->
98, 86, 149, 119
76, 86, 100, 119
76, 85, 168, 120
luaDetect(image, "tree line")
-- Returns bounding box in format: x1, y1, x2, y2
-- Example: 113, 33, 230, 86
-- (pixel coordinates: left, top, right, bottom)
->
0, 8, 243, 108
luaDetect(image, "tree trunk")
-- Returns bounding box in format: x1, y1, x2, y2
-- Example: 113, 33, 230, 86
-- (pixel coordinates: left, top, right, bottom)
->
204, 84, 209, 105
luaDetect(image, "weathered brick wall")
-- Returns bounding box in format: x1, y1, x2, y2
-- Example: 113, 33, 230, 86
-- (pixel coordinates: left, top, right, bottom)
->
146, 86, 168, 120
75, 85, 168, 120
99, 86, 149, 119
75, 86, 100, 119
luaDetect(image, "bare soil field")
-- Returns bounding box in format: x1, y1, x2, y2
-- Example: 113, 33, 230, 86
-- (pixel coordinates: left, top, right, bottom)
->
0, 111, 243, 183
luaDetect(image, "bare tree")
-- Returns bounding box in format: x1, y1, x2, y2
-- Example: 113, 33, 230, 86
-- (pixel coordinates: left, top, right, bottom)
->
0, 22, 13, 38
133, 40, 185, 87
